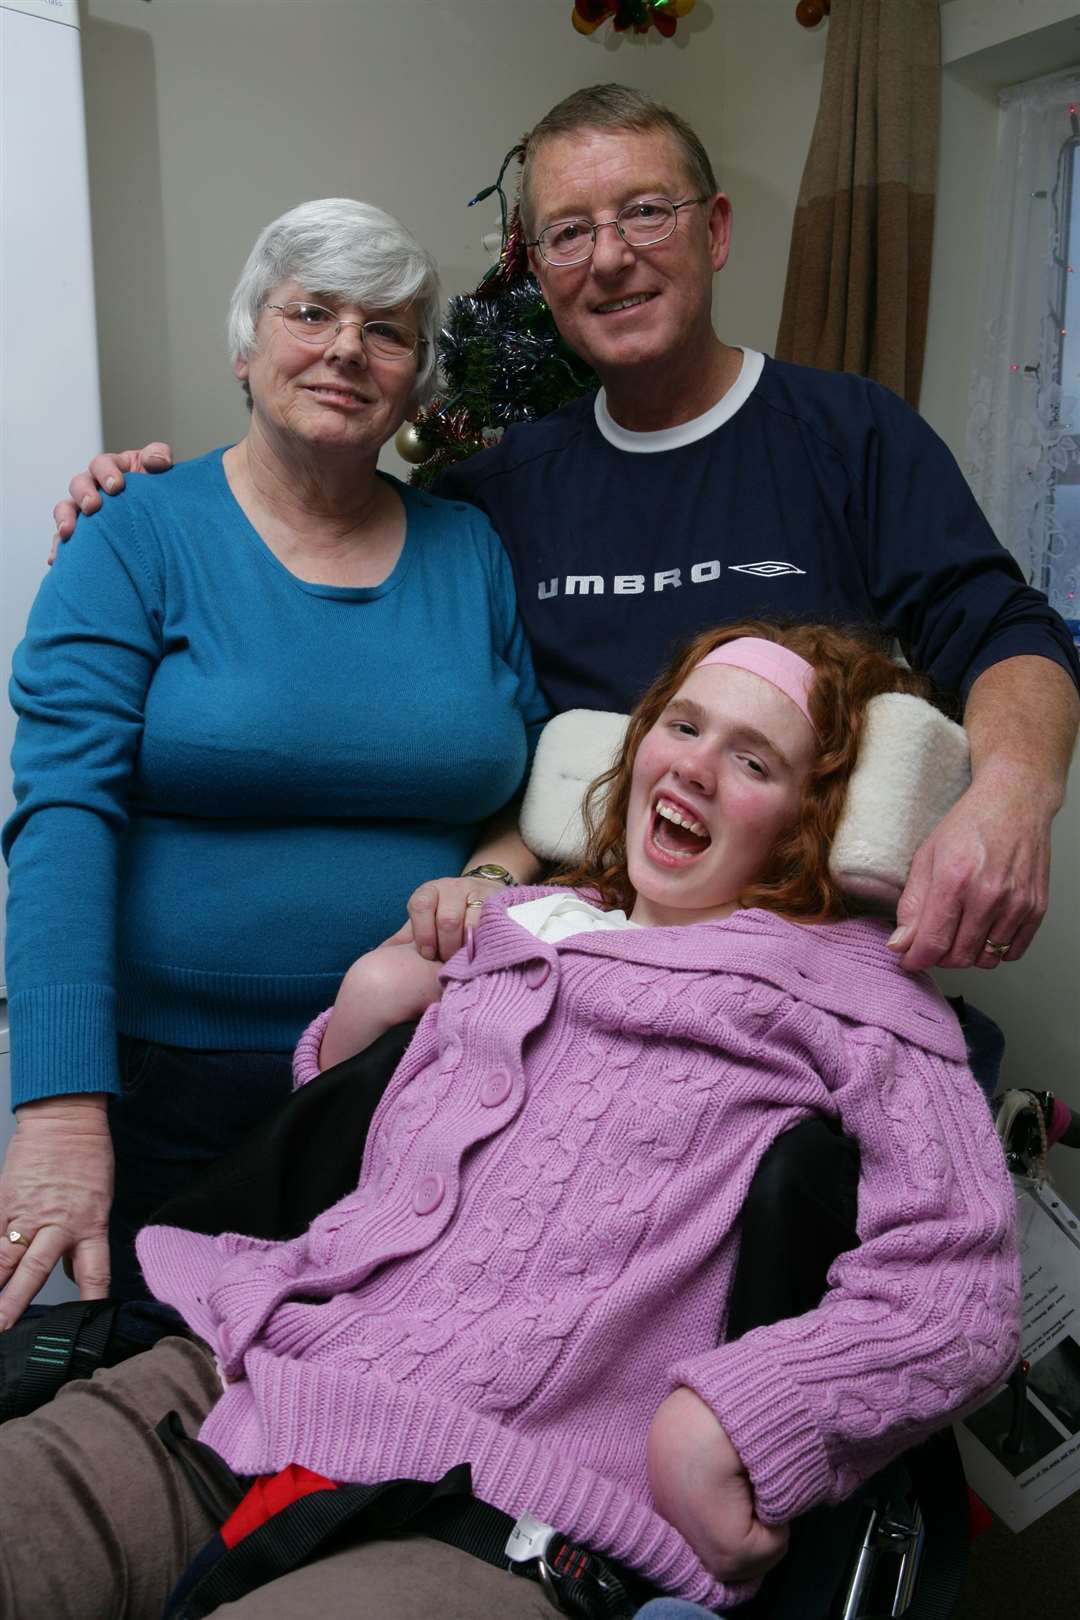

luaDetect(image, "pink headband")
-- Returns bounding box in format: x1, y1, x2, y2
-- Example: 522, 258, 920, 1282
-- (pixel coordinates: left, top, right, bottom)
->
695, 637, 818, 735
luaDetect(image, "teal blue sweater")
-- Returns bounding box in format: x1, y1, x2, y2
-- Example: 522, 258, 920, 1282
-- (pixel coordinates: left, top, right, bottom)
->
3, 450, 547, 1106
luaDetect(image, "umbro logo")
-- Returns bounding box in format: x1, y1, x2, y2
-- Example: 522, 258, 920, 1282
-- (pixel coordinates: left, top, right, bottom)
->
728, 561, 807, 578
536, 559, 809, 599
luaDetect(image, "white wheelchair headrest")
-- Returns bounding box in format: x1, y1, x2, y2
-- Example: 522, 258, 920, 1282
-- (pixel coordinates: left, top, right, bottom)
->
519, 694, 971, 911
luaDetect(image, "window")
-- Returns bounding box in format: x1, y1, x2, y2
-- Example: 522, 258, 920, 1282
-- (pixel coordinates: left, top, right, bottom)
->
966, 73, 1080, 639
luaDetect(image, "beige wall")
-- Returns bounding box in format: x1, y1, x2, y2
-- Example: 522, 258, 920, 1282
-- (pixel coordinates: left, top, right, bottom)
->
80, 0, 826, 477
79, 2, 1078, 1191
942, 0, 1080, 64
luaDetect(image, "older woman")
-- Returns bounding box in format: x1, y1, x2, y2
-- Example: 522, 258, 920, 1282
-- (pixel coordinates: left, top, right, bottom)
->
0, 199, 547, 1325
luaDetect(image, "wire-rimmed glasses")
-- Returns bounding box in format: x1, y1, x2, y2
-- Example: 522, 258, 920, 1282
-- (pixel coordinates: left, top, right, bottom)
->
264, 302, 422, 361
527, 196, 710, 266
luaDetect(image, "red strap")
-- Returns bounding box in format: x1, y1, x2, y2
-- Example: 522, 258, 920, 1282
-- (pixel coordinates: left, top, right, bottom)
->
967, 1487, 994, 1541
221, 1465, 338, 1549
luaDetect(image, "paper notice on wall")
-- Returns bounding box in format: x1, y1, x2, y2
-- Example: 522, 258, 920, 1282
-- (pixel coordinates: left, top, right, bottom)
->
955, 1182, 1080, 1531
0, 1, 79, 28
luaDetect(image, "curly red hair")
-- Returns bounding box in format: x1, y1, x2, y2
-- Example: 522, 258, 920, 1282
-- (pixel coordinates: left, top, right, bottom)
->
556, 621, 933, 923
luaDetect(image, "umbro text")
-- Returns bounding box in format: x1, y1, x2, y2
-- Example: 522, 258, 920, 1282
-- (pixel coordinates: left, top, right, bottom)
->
536, 560, 807, 599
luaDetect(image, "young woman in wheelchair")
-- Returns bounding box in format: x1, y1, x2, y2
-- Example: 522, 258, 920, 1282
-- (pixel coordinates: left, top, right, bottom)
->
0, 621, 1020, 1620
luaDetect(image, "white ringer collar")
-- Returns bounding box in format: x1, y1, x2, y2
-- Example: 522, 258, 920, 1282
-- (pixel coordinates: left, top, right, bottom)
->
593, 348, 765, 453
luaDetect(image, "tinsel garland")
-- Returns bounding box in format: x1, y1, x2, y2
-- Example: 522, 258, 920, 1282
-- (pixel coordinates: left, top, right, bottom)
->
405, 406, 489, 490
405, 147, 598, 489
408, 273, 595, 489
474, 174, 530, 298
440, 279, 595, 429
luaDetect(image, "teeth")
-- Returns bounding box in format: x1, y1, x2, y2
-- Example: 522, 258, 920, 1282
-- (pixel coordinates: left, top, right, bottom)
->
656, 800, 707, 838
598, 293, 651, 313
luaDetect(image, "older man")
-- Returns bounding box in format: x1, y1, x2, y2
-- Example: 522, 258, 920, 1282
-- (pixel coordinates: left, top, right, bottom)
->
437, 85, 1080, 975
57, 84, 1078, 975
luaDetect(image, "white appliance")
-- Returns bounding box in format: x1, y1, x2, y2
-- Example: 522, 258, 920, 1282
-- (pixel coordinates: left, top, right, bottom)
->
1, 0, 103, 1299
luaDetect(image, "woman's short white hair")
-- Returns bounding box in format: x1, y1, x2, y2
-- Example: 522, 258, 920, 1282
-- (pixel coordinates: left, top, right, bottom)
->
226, 198, 441, 403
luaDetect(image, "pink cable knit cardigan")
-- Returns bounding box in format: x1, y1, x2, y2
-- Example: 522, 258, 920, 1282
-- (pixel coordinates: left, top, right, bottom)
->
138, 894, 1019, 1610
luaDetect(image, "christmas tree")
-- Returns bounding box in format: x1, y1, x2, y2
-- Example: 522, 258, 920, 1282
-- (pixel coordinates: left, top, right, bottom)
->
399, 144, 597, 488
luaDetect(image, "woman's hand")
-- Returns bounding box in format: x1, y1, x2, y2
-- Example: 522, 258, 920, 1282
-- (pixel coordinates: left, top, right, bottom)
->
647, 1387, 789, 1585
0, 1096, 114, 1330
407, 874, 509, 962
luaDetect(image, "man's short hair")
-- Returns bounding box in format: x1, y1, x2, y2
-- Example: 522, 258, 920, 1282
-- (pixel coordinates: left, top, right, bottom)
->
520, 84, 718, 234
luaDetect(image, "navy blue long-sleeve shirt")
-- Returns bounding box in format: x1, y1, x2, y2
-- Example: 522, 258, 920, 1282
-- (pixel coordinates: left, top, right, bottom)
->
438, 351, 1080, 714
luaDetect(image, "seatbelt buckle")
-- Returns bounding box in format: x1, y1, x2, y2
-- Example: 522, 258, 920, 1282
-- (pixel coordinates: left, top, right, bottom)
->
505, 1509, 559, 1567
506, 1511, 629, 1616
506, 1513, 566, 1611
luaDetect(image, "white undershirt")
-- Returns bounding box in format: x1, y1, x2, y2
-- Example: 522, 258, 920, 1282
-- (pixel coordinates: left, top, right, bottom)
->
508, 892, 639, 943
593, 348, 765, 453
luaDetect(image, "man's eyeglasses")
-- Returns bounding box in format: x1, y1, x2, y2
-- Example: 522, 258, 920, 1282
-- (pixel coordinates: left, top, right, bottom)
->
527, 196, 710, 267
264, 302, 422, 361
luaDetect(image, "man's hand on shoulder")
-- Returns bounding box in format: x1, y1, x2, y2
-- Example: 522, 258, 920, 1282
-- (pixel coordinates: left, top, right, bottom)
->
49, 442, 174, 563
889, 767, 1052, 971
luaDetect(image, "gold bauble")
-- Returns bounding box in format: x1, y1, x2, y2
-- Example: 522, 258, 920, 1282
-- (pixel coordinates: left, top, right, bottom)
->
669, 0, 696, 16
795, 0, 826, 26
571, 7, 602, 34
394, 420, 432, 465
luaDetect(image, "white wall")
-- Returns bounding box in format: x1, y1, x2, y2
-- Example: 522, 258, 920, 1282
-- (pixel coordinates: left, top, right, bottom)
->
1, 0, 102, 1302
80, 0, 826, 475
2, 0, 103, 971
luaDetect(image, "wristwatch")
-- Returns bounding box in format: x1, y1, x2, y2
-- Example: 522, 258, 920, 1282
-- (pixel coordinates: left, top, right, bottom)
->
463, 863, 517, 887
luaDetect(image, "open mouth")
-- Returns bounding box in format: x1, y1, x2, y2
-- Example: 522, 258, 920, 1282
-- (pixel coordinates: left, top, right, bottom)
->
650, 797, 711, 860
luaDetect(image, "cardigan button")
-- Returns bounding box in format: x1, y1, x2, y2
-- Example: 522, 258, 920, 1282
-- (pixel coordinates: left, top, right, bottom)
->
480, 1069, 513, 1108
525, 960, 550, 990
413, 1173, 446, 1216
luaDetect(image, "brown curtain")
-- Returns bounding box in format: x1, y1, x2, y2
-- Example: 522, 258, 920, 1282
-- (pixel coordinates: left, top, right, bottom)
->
775, 0, 941, 406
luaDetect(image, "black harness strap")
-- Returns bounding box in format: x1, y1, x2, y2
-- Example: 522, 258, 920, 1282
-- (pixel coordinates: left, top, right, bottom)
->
420, 1493, 645, 1619
901, 1431, 971, 1620
164, 1463, 471, 1620
158, 1423, 650, 1620
0, 1299, 118, 1425
156, 1411, 249, 1527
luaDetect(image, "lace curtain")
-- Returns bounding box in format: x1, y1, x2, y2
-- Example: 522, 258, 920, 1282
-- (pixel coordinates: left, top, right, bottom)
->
966, 72, 1080, 636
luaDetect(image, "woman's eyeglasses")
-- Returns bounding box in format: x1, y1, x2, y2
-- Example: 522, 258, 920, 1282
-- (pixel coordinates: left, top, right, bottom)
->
264, 302, 422, 361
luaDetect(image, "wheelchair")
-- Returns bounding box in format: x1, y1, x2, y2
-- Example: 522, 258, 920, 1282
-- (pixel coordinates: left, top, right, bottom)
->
5, 1009, 1055, 1620
718, 1003, 1006, 1620
0, 693, 1054, 1619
